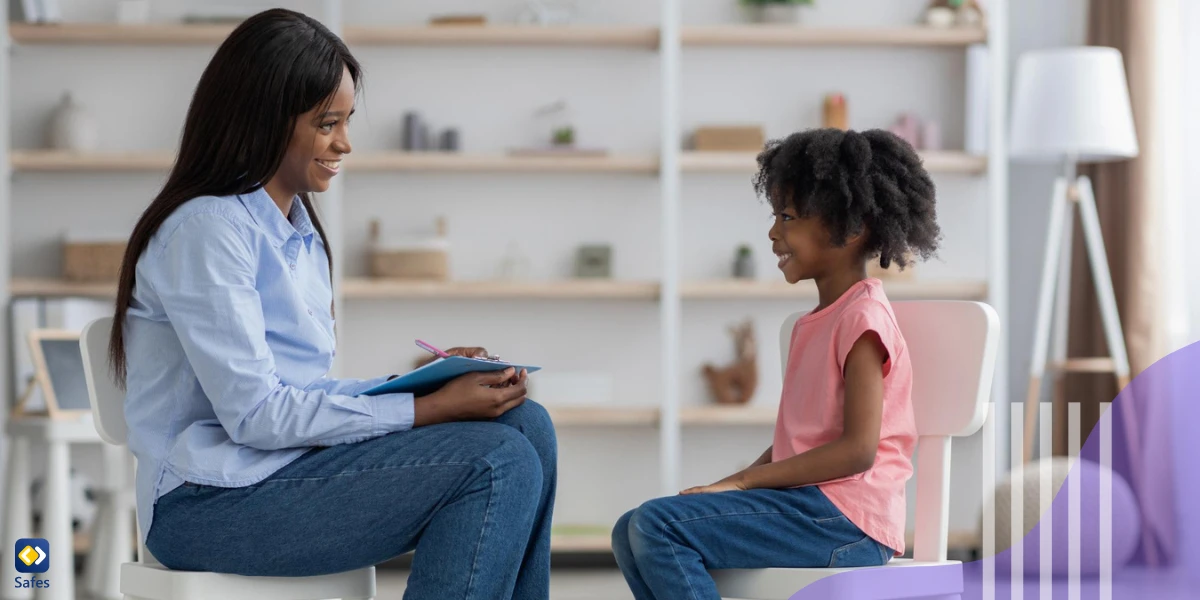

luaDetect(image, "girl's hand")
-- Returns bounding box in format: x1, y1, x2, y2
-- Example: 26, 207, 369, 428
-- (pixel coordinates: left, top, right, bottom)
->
680, 475, 748, 495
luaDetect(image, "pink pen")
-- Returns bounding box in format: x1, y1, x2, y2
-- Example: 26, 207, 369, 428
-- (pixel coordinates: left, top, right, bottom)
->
415, 339, 451, 359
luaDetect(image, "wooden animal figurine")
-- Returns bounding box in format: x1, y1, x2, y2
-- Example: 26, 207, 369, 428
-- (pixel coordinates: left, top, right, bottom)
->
702, 320, 759, 405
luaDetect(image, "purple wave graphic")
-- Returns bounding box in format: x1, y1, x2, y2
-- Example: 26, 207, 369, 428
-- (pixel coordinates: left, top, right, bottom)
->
788, 340, 1200, 599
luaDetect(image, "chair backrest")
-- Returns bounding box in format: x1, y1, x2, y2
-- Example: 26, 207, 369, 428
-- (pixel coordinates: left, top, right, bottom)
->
80, 316, 127, 446
80, 316, 163, 566
779, 300, 999, 561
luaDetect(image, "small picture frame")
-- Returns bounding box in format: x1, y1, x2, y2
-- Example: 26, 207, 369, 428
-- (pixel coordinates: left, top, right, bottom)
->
574, 245, 612, 278
18, 329, 92, 420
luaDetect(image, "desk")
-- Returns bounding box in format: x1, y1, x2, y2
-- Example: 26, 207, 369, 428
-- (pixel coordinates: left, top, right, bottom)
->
2, 417, 131, 600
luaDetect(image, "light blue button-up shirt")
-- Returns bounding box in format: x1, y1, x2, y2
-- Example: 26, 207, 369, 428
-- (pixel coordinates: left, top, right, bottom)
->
123, 188, 414, 542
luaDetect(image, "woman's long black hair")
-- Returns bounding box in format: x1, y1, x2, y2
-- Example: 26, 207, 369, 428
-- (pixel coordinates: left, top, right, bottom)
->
109, 8, 361, 384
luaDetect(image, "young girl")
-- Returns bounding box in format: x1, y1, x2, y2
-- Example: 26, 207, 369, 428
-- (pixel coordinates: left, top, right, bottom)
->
611, 128, 941, 599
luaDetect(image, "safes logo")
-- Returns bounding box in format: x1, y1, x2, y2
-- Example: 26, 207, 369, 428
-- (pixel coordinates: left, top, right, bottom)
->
14, 539, 48, 574
12, 538, 50, 591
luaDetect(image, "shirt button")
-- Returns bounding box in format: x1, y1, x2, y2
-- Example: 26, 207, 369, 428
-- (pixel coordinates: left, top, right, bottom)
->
290, 263, 296, 270
307, 309, 314, 316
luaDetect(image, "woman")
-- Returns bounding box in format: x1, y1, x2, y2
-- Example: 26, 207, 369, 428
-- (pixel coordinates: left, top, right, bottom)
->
109, 9, 556, 599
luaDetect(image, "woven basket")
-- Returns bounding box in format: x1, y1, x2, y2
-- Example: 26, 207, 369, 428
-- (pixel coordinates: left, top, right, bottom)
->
367, 218, 449, 281
63, 240, 126, 282
369, 249, 448, 280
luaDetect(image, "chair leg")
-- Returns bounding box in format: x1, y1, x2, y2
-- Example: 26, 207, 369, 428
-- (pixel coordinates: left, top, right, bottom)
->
43, 440, 75, 600
2, 436, 33, 600
83, 491, 112, 597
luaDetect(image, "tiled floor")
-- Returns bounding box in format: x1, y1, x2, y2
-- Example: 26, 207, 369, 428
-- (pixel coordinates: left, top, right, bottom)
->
376, 568, 635, 599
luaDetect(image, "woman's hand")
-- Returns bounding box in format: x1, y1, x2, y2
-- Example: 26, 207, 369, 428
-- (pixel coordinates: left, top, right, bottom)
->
679, 475, 748, 495
414, 346, 490, 369
413, 368, 529, 426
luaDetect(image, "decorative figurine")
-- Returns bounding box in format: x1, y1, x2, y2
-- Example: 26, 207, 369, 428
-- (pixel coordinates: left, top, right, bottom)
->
517, 0, 580, 25
822, 93, 848, 130
439, 128, 460, 152
48, 92, 99, 152
889, 113, 921, 148
497, 242, 533, 281
403, 111, 423, 151
702, 320, 759, 405
921, 119, 942, 151
955, 0, 985, 27
923, 0, 956, 28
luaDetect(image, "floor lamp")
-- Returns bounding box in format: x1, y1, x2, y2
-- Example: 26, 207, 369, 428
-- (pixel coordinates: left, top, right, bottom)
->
1010, 47, 1156, 562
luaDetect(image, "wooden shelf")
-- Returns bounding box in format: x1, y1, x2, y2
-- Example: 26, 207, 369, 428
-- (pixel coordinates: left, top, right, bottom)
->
682, 25, 986, 47
10, 277, 987, 303
8, 23, 659, 48
9, 23, 234, 44
11, 150, 174, 172
682, 279, 988, 300
681, 151, 987, 175
10, 150, 659, 174
351, 152, 659, 174
551, 526, 613, 553
10, 278, 116, 299
342, 278, 660, 301
10, 24, 984, 49
13, 150, 983, 175
11, 278, 986, 304
346, 25, 659, 48
547, 406, 659, 426
681, 405, 776, 425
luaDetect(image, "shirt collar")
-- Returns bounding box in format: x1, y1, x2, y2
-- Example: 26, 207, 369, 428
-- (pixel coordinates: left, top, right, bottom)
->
238, 187, 316, 251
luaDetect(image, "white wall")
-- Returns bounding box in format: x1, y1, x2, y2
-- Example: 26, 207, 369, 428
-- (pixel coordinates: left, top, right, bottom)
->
6, 0, 1089, 536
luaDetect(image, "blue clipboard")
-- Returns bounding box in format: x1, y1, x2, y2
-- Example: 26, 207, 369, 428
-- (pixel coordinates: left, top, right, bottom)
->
362, 356, 541, 397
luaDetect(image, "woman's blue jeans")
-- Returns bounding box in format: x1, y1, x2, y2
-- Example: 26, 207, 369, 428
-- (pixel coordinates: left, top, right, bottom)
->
146, 400, 557, 600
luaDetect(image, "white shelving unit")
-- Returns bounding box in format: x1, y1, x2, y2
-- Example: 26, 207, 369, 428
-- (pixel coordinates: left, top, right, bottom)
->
1, 0, 1009, 559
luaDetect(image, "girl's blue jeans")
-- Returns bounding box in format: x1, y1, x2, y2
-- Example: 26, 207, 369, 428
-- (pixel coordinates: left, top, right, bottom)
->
612, 486, 892, 600
146, 400, 557, 600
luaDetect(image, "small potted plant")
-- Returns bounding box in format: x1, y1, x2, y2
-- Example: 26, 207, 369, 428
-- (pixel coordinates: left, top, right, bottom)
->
733, 245, 756, 279
741, 0, 814, 24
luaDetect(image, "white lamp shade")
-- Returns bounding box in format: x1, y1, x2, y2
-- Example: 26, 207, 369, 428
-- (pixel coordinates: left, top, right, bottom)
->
1009, 47, 1139, 163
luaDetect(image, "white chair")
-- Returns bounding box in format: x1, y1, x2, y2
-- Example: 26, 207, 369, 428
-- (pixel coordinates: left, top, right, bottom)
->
80, 317, 377, 600
711, 301, 1000, 600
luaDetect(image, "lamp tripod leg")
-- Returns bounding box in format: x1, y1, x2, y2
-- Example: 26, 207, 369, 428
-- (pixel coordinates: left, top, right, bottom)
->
1024, 178, 1070, 464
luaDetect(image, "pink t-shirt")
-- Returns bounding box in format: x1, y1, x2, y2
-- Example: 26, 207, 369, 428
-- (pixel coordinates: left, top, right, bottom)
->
771, 278, 916, 556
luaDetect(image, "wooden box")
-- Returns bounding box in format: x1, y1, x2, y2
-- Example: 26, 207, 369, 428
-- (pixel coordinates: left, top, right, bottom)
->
692, 126, 766, 152
63, 239, 126, 282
